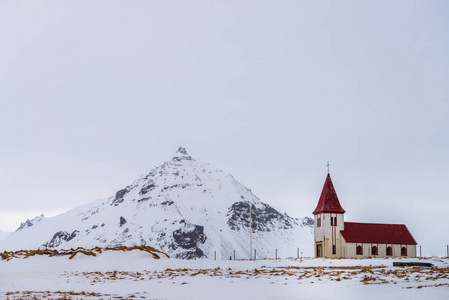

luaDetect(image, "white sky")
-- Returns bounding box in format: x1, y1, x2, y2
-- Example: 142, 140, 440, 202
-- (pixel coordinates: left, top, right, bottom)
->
1, 1, 448, 252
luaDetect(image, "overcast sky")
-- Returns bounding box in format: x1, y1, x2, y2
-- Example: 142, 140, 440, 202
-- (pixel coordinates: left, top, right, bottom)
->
1, 1, 448, 253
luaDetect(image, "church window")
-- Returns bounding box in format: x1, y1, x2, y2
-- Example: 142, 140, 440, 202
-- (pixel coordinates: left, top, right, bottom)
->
371, 246, 378, 255
317, 215, 321, 227
401, 247, 407, 256
331, 216, 337, 226
356, 245, 363, 255
332, 245, 336, 255
386, 246, 393, 256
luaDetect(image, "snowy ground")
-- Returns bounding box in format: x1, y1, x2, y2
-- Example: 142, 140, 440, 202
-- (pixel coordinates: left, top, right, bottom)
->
0, 251, 448, 299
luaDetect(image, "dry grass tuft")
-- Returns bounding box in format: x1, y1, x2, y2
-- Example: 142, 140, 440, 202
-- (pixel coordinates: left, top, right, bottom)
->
0, 245, 169, 261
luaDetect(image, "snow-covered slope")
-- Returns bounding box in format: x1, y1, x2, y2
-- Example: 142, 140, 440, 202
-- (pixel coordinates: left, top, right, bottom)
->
0, 148, 313, 259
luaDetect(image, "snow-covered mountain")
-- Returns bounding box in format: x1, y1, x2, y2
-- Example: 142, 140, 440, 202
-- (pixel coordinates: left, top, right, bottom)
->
0, 148, 313, 259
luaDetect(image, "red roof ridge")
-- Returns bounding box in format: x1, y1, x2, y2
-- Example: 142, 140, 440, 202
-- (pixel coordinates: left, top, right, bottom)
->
344, 221, 407, 226
312, 173, 345, 215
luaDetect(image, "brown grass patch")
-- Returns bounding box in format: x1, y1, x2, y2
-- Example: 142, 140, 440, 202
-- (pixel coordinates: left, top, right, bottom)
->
0, 245, 168, 261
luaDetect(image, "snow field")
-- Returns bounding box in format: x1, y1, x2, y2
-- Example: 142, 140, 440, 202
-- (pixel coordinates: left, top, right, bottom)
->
0, 252, 448, 299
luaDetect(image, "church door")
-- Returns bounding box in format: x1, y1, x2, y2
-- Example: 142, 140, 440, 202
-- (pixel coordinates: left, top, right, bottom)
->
316, 242, 323, 257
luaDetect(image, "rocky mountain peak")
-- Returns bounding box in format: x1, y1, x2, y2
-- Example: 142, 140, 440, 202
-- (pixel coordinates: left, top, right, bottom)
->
172, 147, 192, 161
16, 214, 45, 232
177, 147, 188, 155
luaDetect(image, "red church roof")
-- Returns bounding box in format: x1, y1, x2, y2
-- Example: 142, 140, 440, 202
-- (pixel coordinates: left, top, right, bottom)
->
312, 173, 346, 215
341, 222, 417, 245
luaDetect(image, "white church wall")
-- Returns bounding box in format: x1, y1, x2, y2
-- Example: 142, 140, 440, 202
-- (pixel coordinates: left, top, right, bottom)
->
343, 242, 416, 258
314, 213, 345, 258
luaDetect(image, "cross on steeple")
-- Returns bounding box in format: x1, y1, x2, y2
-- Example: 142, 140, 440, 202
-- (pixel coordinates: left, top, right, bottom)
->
327, 161, 330, 174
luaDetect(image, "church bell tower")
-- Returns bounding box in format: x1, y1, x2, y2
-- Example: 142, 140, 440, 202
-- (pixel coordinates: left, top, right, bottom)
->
313, 172, 345, 258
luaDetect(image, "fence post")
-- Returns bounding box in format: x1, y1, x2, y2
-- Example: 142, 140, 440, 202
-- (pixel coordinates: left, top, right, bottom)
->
233, 250, 235, 260
275, 249, 277, 259
297, 247, 299, 259
214, 251, 216, 261
419, 245, 421, 258
447, 245, 448, 257
254, 249, 256, 260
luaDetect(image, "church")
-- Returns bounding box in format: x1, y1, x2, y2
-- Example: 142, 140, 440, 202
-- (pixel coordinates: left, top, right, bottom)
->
313, 173, 417, 258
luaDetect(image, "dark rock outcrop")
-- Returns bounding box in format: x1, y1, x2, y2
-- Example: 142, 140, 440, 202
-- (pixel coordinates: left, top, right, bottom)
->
16, 215, 44, 231
16, 220, 34, 231
227, 201, 294, 232
172, 222, 206, 256
302, 217, 314, 227
42, 230, 79, 248
139, 180, 157, 195
172, 147, 192, 161
111, 188, 129, 206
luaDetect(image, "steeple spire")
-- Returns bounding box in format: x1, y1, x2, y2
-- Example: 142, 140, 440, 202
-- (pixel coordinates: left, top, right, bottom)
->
312, 173, 345, 215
